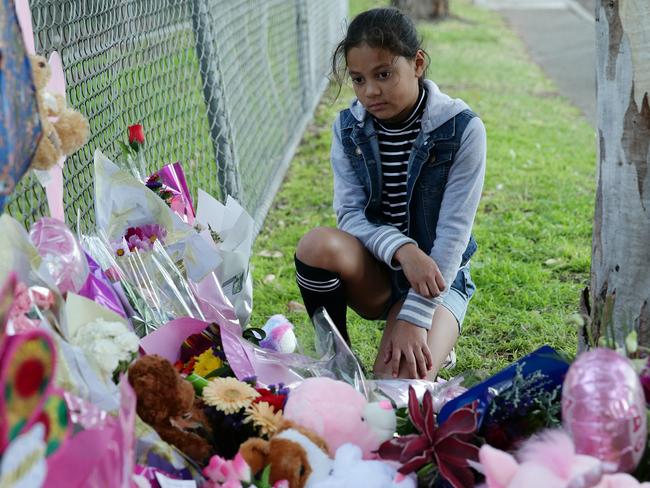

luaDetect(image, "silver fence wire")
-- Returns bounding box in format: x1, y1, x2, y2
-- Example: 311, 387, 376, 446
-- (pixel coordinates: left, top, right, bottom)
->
7, 0, 348, 235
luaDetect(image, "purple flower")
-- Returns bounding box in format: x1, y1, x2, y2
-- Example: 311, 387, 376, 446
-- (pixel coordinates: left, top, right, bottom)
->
241, 376, 257, 386
146, 174, 163, 190
140, 223, 167, 246
640, 369, 650, 405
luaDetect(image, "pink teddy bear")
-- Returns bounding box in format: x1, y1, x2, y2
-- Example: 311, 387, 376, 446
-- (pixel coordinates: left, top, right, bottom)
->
477, 430, 650, 488
283, 377, 396, 459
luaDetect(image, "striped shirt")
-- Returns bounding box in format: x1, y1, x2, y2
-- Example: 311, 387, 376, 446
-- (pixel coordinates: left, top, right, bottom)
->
374, 87, 428, 233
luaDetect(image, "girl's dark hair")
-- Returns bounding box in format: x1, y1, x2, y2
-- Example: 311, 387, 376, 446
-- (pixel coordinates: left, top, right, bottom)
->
331, 7, 429, 88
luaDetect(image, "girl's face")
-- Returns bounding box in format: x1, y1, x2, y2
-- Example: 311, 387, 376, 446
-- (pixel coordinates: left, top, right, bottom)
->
346, 44, 425, 123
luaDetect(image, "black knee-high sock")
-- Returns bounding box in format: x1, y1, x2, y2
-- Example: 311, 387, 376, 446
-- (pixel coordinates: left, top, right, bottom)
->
294, 255, 349, 343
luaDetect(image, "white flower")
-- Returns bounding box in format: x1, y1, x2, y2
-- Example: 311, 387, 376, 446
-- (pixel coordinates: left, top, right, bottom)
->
114, 332, 139, 354
70, 318, 139, 380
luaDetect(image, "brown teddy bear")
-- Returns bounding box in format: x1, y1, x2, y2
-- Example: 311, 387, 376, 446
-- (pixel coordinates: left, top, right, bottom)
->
29, 54, 89, 170
240, 420, 333, 488
128, 354, 214, 464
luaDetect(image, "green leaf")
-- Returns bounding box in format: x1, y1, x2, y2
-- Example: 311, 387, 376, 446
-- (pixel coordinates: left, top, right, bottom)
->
252, 464, 272, 488
204, 364, 234, 379
626, 330, 639, 355
117, 140, 132, 158
416, 463, 437, 487
395, 407, 417, 436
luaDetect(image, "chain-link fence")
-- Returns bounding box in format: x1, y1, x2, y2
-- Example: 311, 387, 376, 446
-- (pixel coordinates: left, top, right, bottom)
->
7, 0, 348, 235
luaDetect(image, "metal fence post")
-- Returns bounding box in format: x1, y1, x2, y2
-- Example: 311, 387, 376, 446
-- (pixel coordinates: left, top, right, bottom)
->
190, 0, 241, 201
294, 0, 311, 113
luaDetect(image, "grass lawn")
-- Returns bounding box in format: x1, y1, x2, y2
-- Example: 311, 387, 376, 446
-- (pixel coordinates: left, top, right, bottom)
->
248, 0, 596, 378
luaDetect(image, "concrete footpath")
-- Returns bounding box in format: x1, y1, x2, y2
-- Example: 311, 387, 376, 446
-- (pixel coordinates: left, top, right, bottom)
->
475, 0, 597, 126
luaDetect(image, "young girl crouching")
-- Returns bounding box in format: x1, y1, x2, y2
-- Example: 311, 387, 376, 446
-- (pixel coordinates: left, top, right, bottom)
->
295, 7, 486, 380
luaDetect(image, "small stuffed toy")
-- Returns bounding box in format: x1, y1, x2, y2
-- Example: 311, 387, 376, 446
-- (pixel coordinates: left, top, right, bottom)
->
283, 377, 396, 459
128, 354, 213, 464
29, 54, 89, 170
259, 314, 297, 354
311, 443, 415, 488
477, 429, 650, 488
240, 420, 333, 488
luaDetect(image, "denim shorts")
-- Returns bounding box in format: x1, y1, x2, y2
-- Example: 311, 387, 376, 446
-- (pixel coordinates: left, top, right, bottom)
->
380, 262, 476, 332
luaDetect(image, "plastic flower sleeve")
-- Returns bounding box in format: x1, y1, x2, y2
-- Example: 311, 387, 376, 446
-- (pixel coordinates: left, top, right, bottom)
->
93, 149, 190, 245
29, 217, 90, 295
45, 376, 136, 487
77, 252, 128, 320
188, 271, 240, 328
195, 191, 254, 326
147, 162, 196, 225
0, 214, 41, 285
140, 309, 370, 397
437, 345, 569, 430
369, 376, 468, 410
82, 234, 205, 337
230, 308, 368, 395
311, 307, 370, 397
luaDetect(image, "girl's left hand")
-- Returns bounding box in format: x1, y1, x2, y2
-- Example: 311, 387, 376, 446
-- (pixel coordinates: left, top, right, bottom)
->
394, 243, 446, 299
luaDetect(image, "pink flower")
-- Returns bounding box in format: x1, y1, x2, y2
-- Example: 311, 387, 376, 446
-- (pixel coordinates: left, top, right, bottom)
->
204, 455, 230, 482
273, 481, 290, 488
221, 481, 243, 488
12, 282, 32, 314
122, 224, 167, 252
30, 287, 54, 309
124, 226, 145, 242
231, 453, 251, 482
204, 453, 251, 484
140, 224, 167, 246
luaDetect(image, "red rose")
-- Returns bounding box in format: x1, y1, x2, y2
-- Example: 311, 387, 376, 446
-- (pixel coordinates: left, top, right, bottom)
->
128, 124, 145, 145
254, 392, 287, 412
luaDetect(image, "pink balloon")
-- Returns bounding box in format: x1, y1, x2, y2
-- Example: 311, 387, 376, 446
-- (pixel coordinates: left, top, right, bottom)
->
562, 347, 647, 473
29, 217, 89, 294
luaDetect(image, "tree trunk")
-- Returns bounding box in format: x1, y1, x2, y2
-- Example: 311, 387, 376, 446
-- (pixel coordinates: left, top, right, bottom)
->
391, 0, 449, 20
590, 0, 650, 347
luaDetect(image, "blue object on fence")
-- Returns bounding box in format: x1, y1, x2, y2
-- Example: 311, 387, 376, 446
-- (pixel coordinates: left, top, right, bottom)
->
437, 345, 570, 426
0, 0, 41, 212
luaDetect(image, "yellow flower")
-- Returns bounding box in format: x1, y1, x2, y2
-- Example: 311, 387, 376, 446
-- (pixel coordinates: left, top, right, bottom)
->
244, 401, 284, 437
193, 349, 223, 377
202, 377, 259, 414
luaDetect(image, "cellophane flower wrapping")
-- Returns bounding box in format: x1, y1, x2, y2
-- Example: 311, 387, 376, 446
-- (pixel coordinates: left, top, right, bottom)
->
83, 235, 208, 337
45, 376, 137, 487
77, 252, 128, 319
0, 214, 42, 285
146, 162, 196, 225
437, 345, 569, 451
194, 190, 254, 327
90, 150, 227, 337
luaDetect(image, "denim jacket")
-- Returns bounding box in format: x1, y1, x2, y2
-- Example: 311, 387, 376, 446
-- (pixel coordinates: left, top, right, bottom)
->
331, 80, 487, 329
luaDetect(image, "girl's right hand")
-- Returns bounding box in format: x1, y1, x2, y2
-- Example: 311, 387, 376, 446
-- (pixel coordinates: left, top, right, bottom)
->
383, 319, 433, 379
394, 243, 446, 298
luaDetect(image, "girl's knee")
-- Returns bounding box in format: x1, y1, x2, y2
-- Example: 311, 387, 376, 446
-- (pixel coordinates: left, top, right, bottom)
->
296, 227, 346, 268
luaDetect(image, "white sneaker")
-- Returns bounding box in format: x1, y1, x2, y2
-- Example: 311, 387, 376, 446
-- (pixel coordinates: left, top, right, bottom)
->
441, 348, 456, 370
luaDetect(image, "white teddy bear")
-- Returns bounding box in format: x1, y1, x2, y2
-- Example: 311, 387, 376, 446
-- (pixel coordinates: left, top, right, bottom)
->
311, 443, 416, 488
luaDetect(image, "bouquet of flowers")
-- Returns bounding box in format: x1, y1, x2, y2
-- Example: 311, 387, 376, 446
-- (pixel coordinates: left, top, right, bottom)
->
174, 322, 235, 380
201, 376, 289, 459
